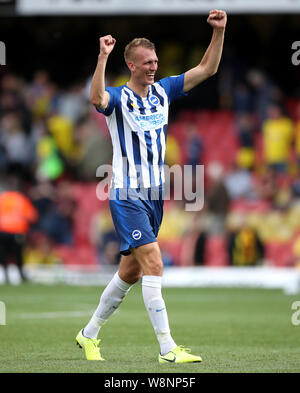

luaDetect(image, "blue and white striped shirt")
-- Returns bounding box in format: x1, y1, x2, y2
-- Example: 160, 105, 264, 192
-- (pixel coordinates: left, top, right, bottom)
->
97, 73, 186, 189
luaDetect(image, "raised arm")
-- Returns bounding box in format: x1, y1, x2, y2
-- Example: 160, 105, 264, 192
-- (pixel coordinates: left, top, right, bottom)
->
90, 35, 116, 110
183, 10, 227, 92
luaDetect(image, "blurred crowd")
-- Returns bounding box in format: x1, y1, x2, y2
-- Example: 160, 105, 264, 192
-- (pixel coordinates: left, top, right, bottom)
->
0, 69, 113, 280
1, 60, 300, 280
161, 66, 300, 269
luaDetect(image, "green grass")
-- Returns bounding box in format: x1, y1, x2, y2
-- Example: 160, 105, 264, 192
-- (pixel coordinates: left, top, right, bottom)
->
0, 283, 300, 373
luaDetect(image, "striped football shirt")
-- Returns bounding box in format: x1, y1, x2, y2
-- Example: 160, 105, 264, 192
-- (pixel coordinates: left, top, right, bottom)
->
96, 73, 186, 189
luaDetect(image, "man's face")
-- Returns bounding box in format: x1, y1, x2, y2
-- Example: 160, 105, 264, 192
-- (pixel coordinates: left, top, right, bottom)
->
128, 47, 158, 86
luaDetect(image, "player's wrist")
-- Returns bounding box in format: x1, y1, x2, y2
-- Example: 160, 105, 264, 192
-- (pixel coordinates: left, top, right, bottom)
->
98, 52, 109, 61
212, 25, 226, 32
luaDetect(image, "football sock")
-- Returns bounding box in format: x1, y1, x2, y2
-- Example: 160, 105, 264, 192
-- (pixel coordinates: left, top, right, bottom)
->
83, 271, 132, 339
142, 275, 177, 356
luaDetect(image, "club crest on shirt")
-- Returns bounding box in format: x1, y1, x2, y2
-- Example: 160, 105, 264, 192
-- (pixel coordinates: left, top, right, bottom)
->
132, 230, 142, 240
149, 95, 160, 106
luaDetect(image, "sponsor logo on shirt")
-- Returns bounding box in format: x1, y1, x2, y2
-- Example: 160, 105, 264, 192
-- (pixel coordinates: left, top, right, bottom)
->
134, 113, 165, 130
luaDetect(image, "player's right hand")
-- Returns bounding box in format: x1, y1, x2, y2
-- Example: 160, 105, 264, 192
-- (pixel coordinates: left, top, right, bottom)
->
99, 35, 116, 56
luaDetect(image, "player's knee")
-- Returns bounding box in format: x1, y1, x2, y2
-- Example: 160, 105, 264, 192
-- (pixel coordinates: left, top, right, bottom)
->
127, 270, 143, 283
133, 243, 163, 276
119, 254, 143, 284
120, 269, 142, 285
148, 260, 163, 276
141, 251, 163, 276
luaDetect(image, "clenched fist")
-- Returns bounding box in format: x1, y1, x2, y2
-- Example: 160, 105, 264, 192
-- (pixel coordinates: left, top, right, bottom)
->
207, 10, 227, 30
99, 35, 116, 56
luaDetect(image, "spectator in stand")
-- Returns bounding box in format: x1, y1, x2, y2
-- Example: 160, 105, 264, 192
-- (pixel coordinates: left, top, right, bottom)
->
293, 101, 300, 169
25, 70, 59, 121
25, 70, 50, 111
235, 112, 255, 148
47, 114, 78, 162
0, 73, 32, 134
226, 212, 264, 266
262, 102, 294, 173
181, 122, 203, 199
254, 166, 278, 204
90, 207, 120, 265
73, 115, 112, 181
30, 180, 76, 246
185, 123, 203, 169
57, 82, 89, 124
27, 70, 50, 99
36, 129, 64, 181
159, 41, 183, 77
224, 153, 256, 200
164, 134, 182, 167
24, 232, 62, 266
0, 144, 8, 171
0, 173, 38, 282
194, 161, 230, 265
232, 82, 253, 114
291, 175, 300, 199
246, 69, 282, 129
0, 110, 34, 179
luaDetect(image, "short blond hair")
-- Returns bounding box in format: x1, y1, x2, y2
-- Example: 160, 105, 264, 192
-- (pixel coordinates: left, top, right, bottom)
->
124, 38, 156, 63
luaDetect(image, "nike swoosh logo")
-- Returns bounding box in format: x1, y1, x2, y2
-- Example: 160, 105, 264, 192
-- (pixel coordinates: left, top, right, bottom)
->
161, 355, 176, 363
155, 307, 166, 312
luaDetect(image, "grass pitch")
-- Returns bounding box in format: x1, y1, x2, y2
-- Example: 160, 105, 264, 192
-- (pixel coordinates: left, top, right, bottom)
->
0, 283, 299, 373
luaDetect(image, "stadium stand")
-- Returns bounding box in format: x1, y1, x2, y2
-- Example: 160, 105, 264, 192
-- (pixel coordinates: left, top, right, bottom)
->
1, 45, 300, 270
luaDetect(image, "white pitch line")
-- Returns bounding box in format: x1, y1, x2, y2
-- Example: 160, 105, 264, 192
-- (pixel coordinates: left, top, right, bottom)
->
12, 311, 93, 319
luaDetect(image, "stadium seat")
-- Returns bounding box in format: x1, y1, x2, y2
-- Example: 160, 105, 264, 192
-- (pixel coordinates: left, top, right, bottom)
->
229, 198, 271, 213
265, 241, 294, 267
159, 240, 182, 266
54, 244, 99, 265
204, 235, 229, 266
61, 182, 108, 265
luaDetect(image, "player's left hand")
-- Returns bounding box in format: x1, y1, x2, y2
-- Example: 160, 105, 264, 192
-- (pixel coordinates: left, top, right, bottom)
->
207, 9, 227, 30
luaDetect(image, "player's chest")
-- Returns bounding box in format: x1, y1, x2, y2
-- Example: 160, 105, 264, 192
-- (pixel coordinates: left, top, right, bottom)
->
121, 99, 168, 131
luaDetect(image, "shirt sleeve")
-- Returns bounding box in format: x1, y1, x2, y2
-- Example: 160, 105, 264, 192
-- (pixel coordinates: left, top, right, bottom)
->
157, 73, 188, 103
95, 86, 119, 116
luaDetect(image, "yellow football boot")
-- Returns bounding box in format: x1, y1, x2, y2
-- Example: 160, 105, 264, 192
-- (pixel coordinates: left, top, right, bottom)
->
159, 345, 202, 364
76, 329, 104, 361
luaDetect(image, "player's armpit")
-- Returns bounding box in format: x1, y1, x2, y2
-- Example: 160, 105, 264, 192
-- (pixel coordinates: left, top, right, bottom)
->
92, 90, 110, 111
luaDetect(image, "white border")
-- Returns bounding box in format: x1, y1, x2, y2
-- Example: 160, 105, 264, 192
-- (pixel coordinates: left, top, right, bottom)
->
17, 0, 300, 15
